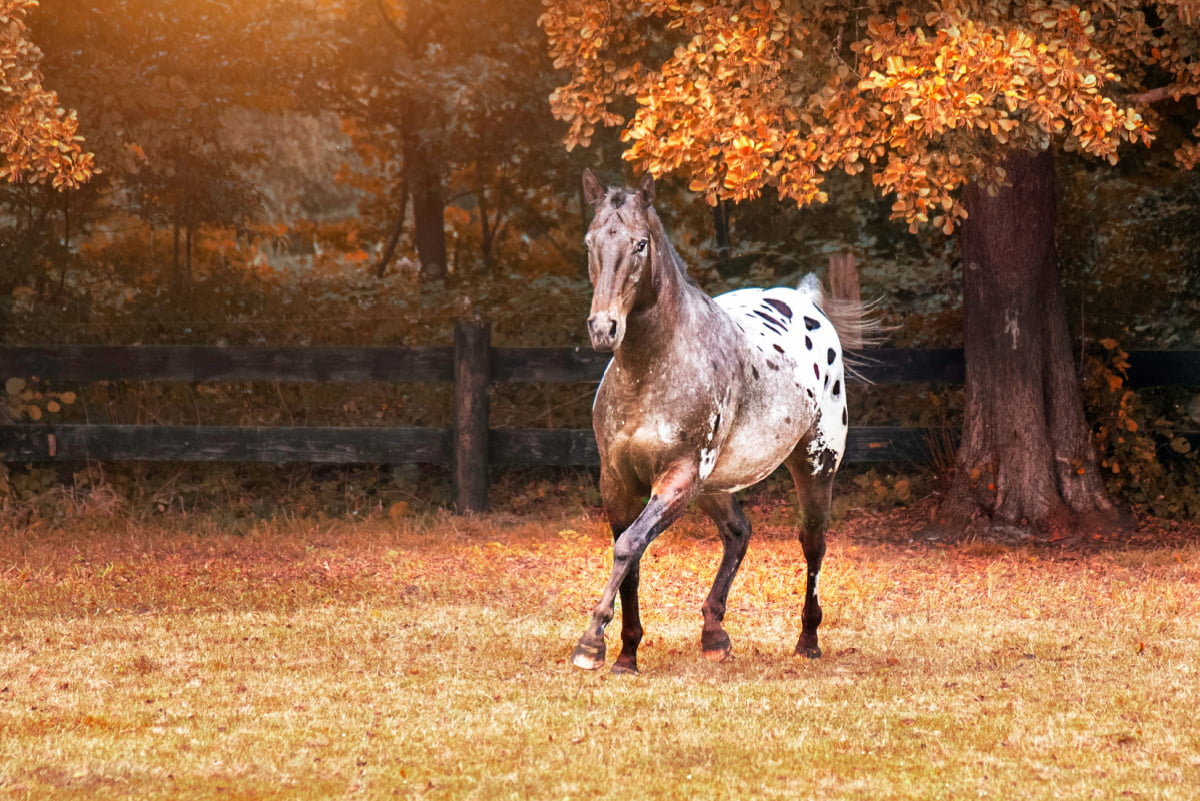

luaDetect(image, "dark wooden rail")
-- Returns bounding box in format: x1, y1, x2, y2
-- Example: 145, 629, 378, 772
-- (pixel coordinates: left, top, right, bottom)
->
0, 322, 1195, 512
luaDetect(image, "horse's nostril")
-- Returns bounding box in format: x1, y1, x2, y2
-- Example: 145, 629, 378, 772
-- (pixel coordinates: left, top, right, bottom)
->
589, 315, 618, 343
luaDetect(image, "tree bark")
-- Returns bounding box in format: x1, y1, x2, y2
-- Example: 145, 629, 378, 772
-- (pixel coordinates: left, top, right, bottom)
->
478, 187, 507, 276
410, 164, 447, 280
374, 173, 409, 279
933, 149, 1128, 540
712, 198, 731, 275
172, 220, 182, 289
402, 125, 447, 282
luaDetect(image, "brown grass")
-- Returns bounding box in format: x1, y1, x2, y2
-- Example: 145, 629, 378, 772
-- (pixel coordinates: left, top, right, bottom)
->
1, 506, 1199, 800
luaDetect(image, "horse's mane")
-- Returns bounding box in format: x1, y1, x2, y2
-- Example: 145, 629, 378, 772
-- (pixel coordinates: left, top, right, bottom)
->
644, 203, 699, 287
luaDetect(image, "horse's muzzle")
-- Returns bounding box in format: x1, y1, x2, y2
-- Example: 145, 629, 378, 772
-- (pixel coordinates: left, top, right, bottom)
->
587, 313, 620, 352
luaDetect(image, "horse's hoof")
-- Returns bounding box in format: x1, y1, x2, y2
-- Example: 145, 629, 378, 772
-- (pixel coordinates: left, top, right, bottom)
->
703, 648, 734, 663
610, 660, 639, 676
701, 630, 732, 661
702, 643, 733, 662
571, 640, 606, 670
795, 645, 822, 659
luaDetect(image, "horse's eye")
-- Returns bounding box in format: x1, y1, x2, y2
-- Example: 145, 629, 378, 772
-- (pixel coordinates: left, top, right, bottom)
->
635, 239, 648, 254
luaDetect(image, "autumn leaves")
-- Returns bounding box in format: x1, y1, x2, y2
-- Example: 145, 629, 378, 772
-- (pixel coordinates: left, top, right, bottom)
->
0, 0, 96, 190
542, 1, 1197, 233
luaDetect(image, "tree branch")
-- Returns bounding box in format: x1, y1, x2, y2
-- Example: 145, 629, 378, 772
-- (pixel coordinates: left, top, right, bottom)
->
373, 0, 405, 41
1130, 85, 1199, 105
373, 0, 438, 53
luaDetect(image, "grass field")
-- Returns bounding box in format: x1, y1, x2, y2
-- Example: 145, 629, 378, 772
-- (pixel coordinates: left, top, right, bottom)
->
1, 505, 1199, 800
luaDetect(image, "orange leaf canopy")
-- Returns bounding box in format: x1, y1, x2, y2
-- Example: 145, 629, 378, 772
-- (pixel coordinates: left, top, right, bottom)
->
541, 0, 1200, 231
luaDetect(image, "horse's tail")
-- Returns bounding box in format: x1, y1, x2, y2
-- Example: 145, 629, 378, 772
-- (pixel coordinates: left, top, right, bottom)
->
797, 272, 884, 382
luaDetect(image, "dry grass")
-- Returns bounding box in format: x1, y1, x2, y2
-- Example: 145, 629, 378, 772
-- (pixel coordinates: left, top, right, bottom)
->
1, 507, 1199, 800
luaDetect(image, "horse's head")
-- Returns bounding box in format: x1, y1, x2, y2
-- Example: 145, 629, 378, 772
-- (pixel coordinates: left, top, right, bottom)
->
582, 169, 657, 352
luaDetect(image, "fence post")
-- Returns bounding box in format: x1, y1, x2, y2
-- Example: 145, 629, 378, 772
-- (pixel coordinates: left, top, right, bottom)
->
453, 318, 491, 513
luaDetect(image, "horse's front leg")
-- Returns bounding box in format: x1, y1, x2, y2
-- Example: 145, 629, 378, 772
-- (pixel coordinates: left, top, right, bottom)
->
598, 491, 646, 673
572, 465, 698, 673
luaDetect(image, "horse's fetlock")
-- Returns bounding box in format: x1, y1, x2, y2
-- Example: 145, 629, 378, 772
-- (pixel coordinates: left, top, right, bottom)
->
701, 600, 726, 623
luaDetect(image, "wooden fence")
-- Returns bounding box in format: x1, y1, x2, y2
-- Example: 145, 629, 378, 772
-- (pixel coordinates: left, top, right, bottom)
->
1, 320, 1198, 512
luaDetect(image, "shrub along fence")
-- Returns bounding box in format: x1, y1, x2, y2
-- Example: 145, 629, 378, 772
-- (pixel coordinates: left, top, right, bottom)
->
1, 320, 1198, 512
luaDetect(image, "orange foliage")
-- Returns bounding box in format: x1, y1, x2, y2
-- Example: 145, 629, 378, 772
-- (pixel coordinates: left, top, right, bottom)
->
0, 0, 95, 188
541, 0, 1200, 231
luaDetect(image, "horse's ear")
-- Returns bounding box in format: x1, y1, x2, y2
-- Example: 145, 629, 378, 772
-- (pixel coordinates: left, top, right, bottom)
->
637, 172, 656, 206
582, 169, 606, 207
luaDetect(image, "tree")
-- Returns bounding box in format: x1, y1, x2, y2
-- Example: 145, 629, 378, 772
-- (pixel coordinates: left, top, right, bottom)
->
541, 0, 1200, 537
0, 0, 96, 293
32, 0, 279, 289
311, 0, 575, 281
0, 0, 94, 190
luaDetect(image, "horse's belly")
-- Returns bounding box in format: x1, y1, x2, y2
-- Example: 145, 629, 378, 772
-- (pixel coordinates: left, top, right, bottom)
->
703, 449, 789, 493
703, 395, 812, 493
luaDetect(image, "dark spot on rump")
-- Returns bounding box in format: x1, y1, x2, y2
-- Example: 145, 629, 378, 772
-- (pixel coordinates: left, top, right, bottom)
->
785, 417, 792, 424
841, 407, 848, 426
753, 310, 785, 334
752, 366, 760, 380
765, 298, 793, 319
804, 316, 821, 331
713, 412, 722, 433
773, 343, 785, 354
767, 360, 779, 371
824, 373, 830, 388
832, 379, 841, 397
805, 336, 813, 350
807, 388, 815, 398
813, 363, 820, 380
827, 348, 836, 365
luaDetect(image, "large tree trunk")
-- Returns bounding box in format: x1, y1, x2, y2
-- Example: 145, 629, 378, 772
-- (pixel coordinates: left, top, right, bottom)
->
933, 149, 1128, 540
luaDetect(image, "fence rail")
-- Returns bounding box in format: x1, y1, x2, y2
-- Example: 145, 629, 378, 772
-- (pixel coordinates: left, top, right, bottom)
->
0, 322, 1195, 511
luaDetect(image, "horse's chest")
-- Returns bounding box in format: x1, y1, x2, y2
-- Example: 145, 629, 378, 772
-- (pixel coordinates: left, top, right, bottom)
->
600, 403, 710, 457
595, 375, 729, 480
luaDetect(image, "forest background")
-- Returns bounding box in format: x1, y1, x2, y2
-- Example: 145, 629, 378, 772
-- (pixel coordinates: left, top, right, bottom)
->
3, 0, 1200, 527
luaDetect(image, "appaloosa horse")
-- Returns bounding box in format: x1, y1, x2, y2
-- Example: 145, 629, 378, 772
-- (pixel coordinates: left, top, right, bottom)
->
572, 169, 872, 674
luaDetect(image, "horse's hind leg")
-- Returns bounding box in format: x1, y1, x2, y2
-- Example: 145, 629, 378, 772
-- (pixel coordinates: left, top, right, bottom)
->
696, 492, 752, 662
784, 449, 836, 659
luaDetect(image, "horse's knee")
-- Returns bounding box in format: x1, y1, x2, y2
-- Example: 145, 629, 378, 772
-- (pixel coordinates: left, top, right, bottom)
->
613, 533, 646, 562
